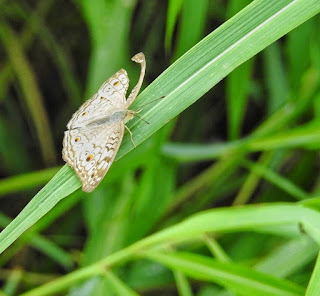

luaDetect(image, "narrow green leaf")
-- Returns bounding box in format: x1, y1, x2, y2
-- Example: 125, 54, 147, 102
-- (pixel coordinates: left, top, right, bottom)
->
165, 0, 183, 52
306, 251, 320, 296
0, 20, 56, 165
144, 251, 304, 296
172, 0, 208, 60
255, 237, 318, 278
0, 167, 60, 197
143, 204, 320, 246
78, 0, 136, 97
249, 119, 320, 151
233, 152, 274, 205
162, 141, 242, 162
18, 203, 320, 296
286, 20, 313, 91
103, 270, 139, 296
263, 42, 289, 113
0, 165, 80, 254
243, 159, 309, 200
15, 3, 82, 106
0, 0, 53, 101
226, 60, 254, 140
121, 0, 320, 159
225, 0, 254, 140
174, 270, 193, 296
163, 118, 320, 162
3, 268, 22, 296
203, 234, 232, 263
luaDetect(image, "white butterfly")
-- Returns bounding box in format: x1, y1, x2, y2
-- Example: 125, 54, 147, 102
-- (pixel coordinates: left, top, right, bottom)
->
62, 53, 146, 192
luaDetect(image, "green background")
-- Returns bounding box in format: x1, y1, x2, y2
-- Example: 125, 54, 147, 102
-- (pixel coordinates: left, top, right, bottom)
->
0, 0, 320, 295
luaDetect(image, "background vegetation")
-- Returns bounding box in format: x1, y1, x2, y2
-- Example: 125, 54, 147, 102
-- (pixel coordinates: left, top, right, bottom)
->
0, 0, 320, 295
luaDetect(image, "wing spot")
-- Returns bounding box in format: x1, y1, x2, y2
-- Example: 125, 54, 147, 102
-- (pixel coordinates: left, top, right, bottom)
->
86, 154, 93, 162
113, 81, 120, 87
75, 137, 80, 142
100, 96, 106, 100
82, 112, 87, 116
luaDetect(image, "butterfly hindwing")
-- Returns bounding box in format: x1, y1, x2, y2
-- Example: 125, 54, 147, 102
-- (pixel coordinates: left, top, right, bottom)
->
62, 122, 124, 192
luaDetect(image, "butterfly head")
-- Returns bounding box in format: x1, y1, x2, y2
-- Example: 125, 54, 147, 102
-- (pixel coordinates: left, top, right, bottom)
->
124, 110, 136, 123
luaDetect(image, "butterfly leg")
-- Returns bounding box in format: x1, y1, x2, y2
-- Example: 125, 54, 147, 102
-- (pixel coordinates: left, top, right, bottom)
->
126, 52, 146, 107
125, 125, 136, 148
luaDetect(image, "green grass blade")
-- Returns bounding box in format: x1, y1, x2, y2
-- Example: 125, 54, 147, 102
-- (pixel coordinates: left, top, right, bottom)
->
172, 0, 208, 60
119, 0, 320, 159
0, 0, 319, 259
165, 0, 183, 53
174, 270, 193, 296
243, 160, 309, 200
162, 141, 243, 162
286, 20, 313, 91
0, 212, 73, 269
225, 0, 254, 140
203, 234, 232, 263
233, 152, 274, 206
226, 59, 254, 140
18, 203, 320, 295
0, 116, 31, 174
3, 268, 22, 296
0, 20, 56, 165
0, 0, 53, 101
306, 251, 320, 296
164, 117, 320, 162
16, 3, 82, 107
0, 167, 60, 197
0, 165, 80, 254
249, 119, 320, 151
263, 42, 289, 113
78, 0, 136, 97
144, 251, 304, 296
255, 237, 318, 278
103, 270, 139, 296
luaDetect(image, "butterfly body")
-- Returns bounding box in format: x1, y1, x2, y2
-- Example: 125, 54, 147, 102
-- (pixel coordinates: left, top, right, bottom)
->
62, 53, 145, 192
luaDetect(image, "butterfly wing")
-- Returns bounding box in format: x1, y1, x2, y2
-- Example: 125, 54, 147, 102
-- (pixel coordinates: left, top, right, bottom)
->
67, 69, 129, 130
62, 122, 124, 192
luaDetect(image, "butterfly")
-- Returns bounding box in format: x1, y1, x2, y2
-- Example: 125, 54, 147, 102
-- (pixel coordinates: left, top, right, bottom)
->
62, 53, 145, 192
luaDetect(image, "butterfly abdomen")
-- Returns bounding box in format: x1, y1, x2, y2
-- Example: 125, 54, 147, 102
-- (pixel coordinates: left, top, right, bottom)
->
86, 110, 128, 127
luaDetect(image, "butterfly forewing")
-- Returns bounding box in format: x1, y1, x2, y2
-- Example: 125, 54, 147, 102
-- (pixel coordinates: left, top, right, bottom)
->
66, 69, 129, 130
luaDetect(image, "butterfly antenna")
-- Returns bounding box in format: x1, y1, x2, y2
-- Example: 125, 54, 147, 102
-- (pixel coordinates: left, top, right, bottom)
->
135, 113, 149, 125
136, 96, 165, 109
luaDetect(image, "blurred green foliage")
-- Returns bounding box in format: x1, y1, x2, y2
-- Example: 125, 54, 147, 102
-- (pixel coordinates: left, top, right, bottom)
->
0, 0, 320, 295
